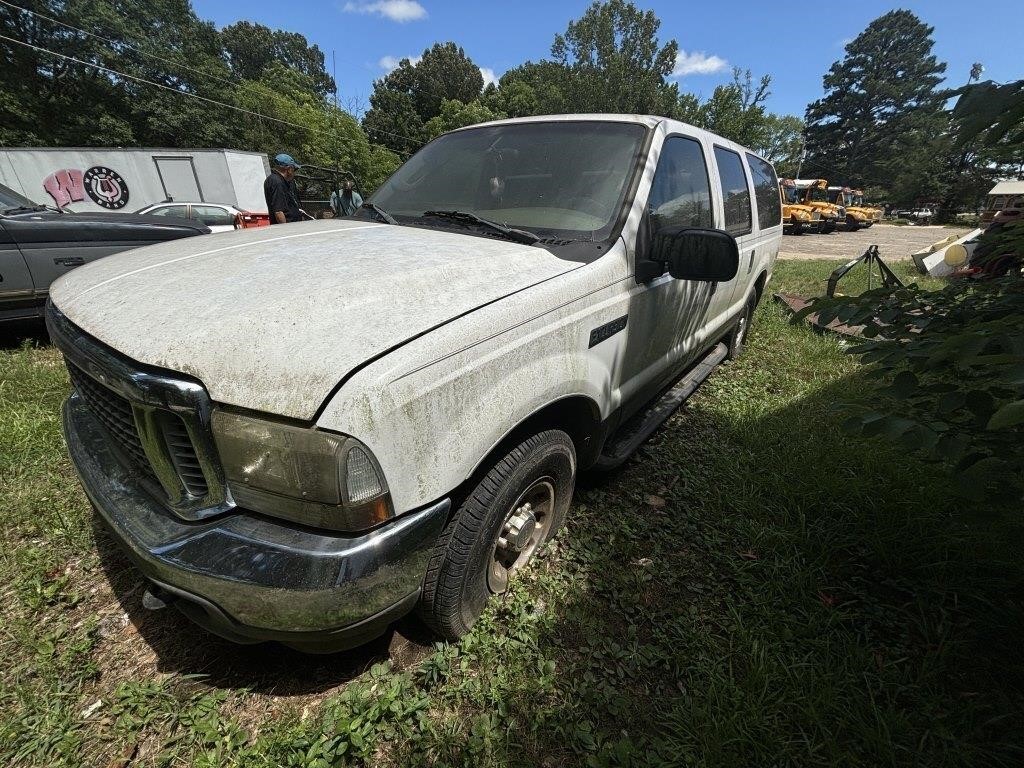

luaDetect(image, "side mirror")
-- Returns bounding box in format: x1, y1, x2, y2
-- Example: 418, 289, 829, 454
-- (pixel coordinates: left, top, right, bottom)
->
650, 227, 740, 282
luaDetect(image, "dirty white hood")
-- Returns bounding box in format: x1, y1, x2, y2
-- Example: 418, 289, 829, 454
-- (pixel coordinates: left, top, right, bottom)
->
50, 219, 579, 419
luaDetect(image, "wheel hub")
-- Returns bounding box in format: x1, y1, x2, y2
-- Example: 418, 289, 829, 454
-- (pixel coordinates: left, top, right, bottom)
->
488, 479, 555, 594
498, 503, 538, 554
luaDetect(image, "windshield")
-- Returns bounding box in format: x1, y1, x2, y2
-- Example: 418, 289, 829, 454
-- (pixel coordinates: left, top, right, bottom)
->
369, 121, 648, 240
807, 187, 829, 203
843, 192, 854, 206
0, 182, 40, 212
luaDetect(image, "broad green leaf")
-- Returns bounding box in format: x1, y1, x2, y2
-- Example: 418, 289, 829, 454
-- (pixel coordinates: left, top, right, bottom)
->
987, 400, 1024, 430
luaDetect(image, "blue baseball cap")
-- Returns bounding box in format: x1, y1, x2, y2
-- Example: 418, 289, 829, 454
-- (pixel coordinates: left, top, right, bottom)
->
274, 153, 300, 169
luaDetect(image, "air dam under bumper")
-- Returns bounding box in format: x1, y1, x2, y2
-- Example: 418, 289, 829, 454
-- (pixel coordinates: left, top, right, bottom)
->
63, 395, 449, 651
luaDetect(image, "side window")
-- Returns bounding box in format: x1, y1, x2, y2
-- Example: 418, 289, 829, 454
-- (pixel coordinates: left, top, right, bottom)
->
193, 205, 235, 226
713, 147, 752, 236
149, 205, 188, 218
746, 153, 781, 229
647, 136, 713, 233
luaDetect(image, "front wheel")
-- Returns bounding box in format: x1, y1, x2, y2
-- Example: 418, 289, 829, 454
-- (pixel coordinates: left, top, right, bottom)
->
418, 430, 576, 640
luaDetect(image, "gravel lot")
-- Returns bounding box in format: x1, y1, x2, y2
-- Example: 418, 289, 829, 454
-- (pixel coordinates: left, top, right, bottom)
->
779, 223, 969, 261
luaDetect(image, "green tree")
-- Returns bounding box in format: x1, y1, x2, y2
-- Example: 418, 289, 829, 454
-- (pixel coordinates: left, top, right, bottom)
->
423, 99, 504, 140
697, 68, 772, 148
803, 10, 947, 190
411, 42, 483, 119
492, 61, 570, 115
221, 20, 335, 98
234, 63, 399, 193
549, 0, 680, 115
757, 114, 805, 175
362, 42, 483, 153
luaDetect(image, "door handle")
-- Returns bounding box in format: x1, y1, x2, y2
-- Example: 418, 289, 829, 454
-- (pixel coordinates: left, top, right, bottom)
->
54, 256, 85, 267
747, 249, 755, 274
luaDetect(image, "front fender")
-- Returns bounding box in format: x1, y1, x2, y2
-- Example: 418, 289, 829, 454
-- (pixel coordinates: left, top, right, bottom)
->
317, 251, 631, 513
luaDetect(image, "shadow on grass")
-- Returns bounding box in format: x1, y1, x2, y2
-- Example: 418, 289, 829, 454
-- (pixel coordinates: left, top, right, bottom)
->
87, 357, 1024, 764
93, 518, 435, 697
477, 368, 1024, 766
0, 319, 49, 350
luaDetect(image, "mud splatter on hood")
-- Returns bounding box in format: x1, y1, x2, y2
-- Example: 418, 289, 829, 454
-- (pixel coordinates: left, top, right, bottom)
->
50, 219, 579, 419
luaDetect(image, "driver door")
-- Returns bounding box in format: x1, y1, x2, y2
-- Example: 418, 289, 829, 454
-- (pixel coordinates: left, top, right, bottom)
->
617, 134, 717, 414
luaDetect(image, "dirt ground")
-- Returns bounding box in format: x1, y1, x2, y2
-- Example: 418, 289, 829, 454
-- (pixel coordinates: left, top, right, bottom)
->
779, 223, 969, 261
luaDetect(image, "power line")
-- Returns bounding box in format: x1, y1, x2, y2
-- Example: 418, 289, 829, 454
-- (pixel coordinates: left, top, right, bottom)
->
0, 0, 236, 88
2, 0, 451, 147
0, 32, 415, 157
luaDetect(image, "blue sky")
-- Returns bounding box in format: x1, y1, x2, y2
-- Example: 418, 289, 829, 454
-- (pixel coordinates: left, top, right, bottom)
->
193, 0, 1021, 118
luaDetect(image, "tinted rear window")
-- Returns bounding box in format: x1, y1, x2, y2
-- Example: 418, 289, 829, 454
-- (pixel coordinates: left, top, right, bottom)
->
746, 153, 781, 229
713, 147, 752, 236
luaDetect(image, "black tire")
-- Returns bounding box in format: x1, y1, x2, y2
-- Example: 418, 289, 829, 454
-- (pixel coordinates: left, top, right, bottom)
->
418, 430, 576, 640
727, 289, 758, 360
845, 216, 859, 231
790, 218, 804, 235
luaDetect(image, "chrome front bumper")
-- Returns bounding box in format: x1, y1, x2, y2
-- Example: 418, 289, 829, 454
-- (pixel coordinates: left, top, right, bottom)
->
63, 395, 448, 650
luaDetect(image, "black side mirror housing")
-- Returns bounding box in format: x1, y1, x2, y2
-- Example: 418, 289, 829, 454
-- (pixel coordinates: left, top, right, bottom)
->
649, 227, 740, 282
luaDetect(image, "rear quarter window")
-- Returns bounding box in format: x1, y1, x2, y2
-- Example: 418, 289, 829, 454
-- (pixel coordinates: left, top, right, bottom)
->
713, 146, 752, 236
746, 153, 782, 229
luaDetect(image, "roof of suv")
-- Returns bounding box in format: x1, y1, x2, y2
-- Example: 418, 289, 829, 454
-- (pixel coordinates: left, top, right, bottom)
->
451, 113, 772, 166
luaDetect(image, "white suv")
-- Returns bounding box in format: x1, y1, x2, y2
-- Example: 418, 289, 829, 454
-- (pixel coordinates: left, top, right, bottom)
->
48, 115, 781, 651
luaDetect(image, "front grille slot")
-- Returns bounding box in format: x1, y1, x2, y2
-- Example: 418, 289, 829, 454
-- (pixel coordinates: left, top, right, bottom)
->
67, 362, 152, 475
163, 415, 209, 497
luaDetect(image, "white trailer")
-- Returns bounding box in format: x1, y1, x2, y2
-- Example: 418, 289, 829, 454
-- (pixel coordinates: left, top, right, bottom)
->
0, 147, 270, 214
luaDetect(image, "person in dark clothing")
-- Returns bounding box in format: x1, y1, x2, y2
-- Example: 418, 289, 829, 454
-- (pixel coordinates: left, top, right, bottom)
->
264, 153, 302, 224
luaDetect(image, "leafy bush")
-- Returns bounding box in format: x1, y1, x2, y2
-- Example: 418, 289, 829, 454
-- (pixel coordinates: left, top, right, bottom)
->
796, 239, 1024, 501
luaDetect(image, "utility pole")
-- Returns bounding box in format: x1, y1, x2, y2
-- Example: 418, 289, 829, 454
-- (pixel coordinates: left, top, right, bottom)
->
332, 50, 338, 108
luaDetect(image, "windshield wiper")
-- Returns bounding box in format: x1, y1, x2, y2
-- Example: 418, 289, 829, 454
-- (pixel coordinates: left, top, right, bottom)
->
420, 210, 540, 245
360, 201, 398, 225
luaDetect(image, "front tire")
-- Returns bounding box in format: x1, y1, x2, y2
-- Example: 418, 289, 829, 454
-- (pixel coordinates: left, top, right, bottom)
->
418, 430, 575, 640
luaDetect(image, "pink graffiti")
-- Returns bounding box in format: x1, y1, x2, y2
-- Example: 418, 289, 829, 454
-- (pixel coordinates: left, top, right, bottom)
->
42, 168, 85, 208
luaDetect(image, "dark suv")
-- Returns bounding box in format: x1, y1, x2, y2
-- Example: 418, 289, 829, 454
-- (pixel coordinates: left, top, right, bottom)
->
1, 183, 209, 323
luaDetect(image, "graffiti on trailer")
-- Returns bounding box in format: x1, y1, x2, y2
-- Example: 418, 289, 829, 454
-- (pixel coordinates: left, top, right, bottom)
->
43, 168, 85, 207
43, 166, 130, 209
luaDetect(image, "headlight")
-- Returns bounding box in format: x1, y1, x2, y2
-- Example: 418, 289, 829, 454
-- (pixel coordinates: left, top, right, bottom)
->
211, 410, 393, 531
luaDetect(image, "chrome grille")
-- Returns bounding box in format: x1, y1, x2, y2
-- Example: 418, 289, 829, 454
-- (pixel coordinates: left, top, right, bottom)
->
67, 362, 153, 476
50, 306, 232, 521
163, 415, 209, 497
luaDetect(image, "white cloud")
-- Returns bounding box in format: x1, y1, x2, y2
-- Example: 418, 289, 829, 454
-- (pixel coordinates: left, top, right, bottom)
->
672, 50, 729, 77
378, 54, 421, 72
479, 67, 498, 88
343, 0, 427, 22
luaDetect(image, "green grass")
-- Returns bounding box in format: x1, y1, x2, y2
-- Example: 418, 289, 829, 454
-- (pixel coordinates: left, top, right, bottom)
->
1, 260, 1021, 766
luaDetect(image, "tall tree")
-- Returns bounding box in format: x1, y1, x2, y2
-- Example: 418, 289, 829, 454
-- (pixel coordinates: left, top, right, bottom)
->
361, 42, 482, 153
697, 68, 773, 149
221, 21, 335, 98
549, 0, 679, 116
803, 10, 946, 189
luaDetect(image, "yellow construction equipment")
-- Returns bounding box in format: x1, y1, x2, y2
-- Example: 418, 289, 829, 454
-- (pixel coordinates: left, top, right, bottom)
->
790, 179, 843, 233
828, 186, 875, 229
850, 189, 883, 223
779, 179, 822, 234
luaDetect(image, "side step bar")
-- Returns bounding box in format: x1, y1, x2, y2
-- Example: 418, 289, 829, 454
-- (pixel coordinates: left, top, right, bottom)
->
594, 342, 728, 471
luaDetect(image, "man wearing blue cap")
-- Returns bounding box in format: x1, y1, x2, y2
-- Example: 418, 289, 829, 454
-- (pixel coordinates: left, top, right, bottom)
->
264, 153, 302, 224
